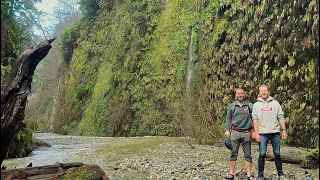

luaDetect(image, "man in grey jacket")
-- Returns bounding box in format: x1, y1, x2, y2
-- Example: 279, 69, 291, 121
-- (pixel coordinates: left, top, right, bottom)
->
252, 85, 288, 180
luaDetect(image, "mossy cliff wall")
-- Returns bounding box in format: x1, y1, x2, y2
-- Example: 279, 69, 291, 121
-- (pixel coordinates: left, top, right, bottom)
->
56, 0, 318, 147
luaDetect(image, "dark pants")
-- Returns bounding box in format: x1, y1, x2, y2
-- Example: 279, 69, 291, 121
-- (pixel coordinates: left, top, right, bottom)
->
258, 133, 284, 177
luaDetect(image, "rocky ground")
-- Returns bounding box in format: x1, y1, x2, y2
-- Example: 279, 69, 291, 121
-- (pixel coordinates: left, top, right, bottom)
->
2, 134, 318, 180
111, 141, 318, 180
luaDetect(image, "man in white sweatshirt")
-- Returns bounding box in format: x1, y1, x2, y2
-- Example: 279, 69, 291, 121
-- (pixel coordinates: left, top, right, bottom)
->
252, 85, 288, 180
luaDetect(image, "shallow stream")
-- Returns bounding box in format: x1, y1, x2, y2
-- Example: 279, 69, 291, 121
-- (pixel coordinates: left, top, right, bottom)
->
3, 133, 185, 179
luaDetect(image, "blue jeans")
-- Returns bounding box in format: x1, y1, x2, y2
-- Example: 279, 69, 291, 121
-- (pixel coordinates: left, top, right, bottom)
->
258, 133, 284, 177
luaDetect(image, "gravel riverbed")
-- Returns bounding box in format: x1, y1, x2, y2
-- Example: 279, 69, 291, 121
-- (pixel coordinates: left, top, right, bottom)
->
2, 133, 319, 180
112, 142, 318, 180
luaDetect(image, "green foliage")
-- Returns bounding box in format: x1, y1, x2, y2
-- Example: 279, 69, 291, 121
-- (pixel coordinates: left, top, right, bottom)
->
199, 0, 318, 147
60, 121, 78, 135
25, 119, 39, 132
53, 0, 318, 148
59, 23, 81, 63
1, 0, 40, 66
306, 147, 319, 159
78, 0, 101, 22
1, 65, 11, 82
6, 126, 34, 158
6, 119, 40, 158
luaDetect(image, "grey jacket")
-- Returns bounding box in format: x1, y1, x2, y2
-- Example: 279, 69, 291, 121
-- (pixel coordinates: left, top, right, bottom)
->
252, 96, 285, 134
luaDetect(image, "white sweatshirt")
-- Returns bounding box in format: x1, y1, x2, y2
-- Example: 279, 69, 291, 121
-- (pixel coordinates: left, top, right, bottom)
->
252, 96, 285, 134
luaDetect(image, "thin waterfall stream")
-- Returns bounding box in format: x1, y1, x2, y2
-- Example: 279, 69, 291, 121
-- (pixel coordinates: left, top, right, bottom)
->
184, 30, 196, 127
185, 31, 194, 98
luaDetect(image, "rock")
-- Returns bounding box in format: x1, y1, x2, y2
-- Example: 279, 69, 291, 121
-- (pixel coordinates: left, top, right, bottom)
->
32, 137, 51, 149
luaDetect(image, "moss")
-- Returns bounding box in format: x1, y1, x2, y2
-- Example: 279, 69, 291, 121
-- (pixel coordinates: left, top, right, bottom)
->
306, 147, 319, 159
62, 169, 100, 180
301, 147, 319, 169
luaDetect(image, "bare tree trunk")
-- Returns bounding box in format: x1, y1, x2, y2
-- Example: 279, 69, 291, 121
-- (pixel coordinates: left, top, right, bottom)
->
1, 38, 56, 165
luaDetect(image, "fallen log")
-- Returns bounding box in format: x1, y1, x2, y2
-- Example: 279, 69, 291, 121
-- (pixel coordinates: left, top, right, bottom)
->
266, 147, 304, 164
1, 162, 109, 180
1, 38, 55, 165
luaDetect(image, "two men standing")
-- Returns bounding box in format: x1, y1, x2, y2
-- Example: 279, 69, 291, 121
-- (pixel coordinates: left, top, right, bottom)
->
225, 85, 288, 180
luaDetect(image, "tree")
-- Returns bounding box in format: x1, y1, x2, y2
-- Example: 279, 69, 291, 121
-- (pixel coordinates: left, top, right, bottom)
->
1, 0, 42, 66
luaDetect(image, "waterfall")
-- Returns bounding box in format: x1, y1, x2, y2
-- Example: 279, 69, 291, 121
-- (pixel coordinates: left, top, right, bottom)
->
49, 76, 61, 131
185, 31, 194, 97
183, 29, 198, 138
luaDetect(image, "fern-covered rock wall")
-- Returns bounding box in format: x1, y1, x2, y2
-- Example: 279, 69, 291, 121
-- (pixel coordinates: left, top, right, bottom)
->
199, 0, 318, 146
54, 0, 318, 147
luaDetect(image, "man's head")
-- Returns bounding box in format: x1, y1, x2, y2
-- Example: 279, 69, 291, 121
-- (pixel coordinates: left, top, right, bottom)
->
235, 88, 246, 103
259, 85, 270, 100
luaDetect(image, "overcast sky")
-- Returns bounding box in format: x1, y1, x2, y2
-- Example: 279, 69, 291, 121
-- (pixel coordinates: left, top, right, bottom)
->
34, 0, 58, 38
35, 0, 58, 13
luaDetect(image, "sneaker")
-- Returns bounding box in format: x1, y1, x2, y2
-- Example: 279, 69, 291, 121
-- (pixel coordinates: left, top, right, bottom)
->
278, 175, 287, 180
256, 177, 264, 180
247, 175, 255, 180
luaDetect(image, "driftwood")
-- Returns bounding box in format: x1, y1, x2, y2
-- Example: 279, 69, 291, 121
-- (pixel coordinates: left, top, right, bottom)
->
0, 38, 56, 165
266, 147, 304, 164
1, 162, 109, 180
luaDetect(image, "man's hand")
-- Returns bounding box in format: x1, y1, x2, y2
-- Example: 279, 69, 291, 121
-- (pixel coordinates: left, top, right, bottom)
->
250, 130, 255, 139
225, 131, 230, 137
281, 130, 288, 140
255, 132, 261, 142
